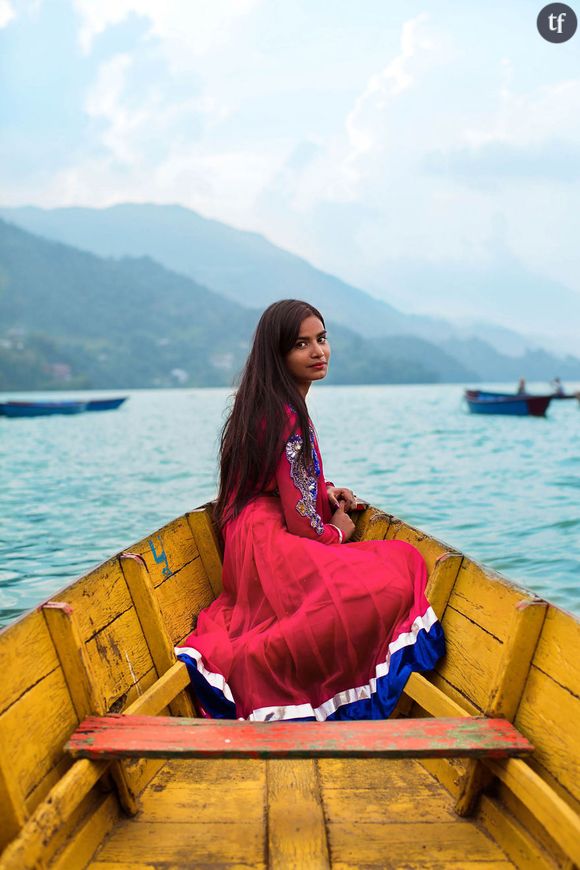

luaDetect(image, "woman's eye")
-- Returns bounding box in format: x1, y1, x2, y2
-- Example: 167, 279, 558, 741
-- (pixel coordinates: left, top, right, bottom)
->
319, 336, 327, 344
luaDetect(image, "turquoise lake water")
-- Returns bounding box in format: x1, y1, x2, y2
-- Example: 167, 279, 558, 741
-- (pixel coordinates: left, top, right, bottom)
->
1, 383, 579, 629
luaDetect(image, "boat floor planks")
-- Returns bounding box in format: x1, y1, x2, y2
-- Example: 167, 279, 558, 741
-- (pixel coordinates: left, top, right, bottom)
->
87, 757, 516, 869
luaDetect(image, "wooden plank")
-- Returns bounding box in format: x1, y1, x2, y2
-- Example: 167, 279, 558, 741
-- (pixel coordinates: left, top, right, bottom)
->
420, 757, 468, 799
404, 673, 472, 719
425, 552, 463, 621
429, 672, 481, 715
67, 716, 533, 760
120, 554, 195, 718
43, 602, 103, 719
42, 601, 140, 816
436, 606, 502, 710
477, 794, 554, 870
0, 610, 60, 715
350, 507, 392, 542
381, 519, 463, 624
91, 865, 264, 870
267, 760, 329, 869
42, 782, 117, 868
485, 757, 580, 868
355, 509, 392, 542
152, 757, 266, 789
447, 558, 535, 640
115, 756, 265, 858
524, 755, 580, 816
328, 820, 509, 864
386, 522, 457, 577
128, 515, 201, 589
319, 757, 440, 792
323, 788, 456, 823
484, 601, 547, 721
497, 780, 573, 868
1, 667, 78, 801
0, 759, 109, 870
455, 599, 547, 815
187, 507, 224, 597
0, 724, 28, 850
156, 556, 216, 645
530, 604, 580, 692
385, 517, 403, 540
95, 821, 264, 866
85, 607, 154, 712
123, 661, 191, 716
333, 862, 513, 869
52, 793, 119, 870
90, 864, 161, 870
139, 781, 264, 823
25, 756, 71, 815
53, 557, 132, 640
514, 665, 580, 802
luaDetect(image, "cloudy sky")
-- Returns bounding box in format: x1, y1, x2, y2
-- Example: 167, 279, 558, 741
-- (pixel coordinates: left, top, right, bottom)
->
1, 1, 579, 332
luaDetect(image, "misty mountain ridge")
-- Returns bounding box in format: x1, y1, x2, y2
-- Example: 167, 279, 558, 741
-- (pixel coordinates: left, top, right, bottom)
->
359, 253, 580, 356
1, 202, 570, 360
1, 205, 579, 390
0, 219, 478, 389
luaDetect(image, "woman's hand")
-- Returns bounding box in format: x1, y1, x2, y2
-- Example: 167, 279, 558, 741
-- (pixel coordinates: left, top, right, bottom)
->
330, 504, 356, 542
327, 485, 358, 512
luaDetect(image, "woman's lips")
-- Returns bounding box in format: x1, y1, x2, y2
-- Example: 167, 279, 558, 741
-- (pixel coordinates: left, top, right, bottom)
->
309, 362, 327, 369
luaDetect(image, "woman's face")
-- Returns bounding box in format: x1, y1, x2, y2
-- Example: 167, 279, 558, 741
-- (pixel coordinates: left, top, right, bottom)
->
285, 315, 330, 394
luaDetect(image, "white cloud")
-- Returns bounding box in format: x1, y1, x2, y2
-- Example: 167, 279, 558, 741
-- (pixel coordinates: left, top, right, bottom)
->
3, 2, 580, 309
463, 77, 580, 150
270, 14, 449, 210
0, 0, 15, 28
85, 54, 136, 163
344, 15, 446, 163
2, 134, 283, 232
74, 0, 261, 58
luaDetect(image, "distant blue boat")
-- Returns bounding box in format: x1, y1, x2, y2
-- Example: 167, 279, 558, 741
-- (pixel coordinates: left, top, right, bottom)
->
464, 390, 552, 417
0, 396, 127, 418
86, 397, 127, 412
0, 400, 87, 418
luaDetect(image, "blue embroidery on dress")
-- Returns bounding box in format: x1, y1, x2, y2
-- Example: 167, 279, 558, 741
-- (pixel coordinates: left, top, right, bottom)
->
285, 428, 324, 535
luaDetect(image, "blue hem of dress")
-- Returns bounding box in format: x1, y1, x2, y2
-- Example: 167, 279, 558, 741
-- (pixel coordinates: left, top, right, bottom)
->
176, 621, 445, 721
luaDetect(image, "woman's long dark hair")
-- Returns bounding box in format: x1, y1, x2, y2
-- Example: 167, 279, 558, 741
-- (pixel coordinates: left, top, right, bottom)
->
215, 299, 325, 528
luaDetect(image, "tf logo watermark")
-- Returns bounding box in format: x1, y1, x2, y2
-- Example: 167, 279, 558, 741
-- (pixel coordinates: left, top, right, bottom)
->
537, 3, 577, 42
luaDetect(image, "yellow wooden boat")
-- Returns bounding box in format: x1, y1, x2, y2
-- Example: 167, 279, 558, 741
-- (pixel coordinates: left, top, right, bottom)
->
0, 503, 578, 869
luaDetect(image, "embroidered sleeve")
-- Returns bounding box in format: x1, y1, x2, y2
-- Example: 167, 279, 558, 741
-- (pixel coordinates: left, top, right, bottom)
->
275, 425, 341, 545
285, 432, 324, 535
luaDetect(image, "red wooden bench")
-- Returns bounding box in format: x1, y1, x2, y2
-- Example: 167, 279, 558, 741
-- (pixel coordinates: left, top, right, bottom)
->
66, 714, 533, 761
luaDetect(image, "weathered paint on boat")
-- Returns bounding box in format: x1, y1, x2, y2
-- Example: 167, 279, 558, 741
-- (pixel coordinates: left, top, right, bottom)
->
67, 714, 534, 761
0, 504, 578, 869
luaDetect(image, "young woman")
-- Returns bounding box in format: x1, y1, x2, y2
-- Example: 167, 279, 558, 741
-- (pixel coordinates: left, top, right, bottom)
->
176, 299, 445, 720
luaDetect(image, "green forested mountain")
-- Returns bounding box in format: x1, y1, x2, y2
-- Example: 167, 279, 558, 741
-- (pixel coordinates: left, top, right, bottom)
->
0, 218, 255, 388
0, 219, 475, 389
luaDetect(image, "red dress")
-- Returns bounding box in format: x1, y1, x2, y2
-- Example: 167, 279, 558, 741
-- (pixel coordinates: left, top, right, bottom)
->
176, 411, 444, 720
